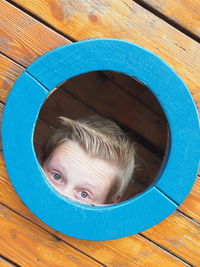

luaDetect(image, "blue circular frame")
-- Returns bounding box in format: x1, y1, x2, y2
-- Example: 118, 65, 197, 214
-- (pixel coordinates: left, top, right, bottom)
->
2, 39, 200, 241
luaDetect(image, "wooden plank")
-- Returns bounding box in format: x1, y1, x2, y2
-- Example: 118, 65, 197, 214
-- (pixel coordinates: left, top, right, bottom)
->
33, 118, 54, 157
0, 54, 24, 103
0, 151, 198, 266
0, 257, 17, 267
0, 204, 103, 267
10, 0, 200, 100
64, 234, 191, 267
179, 176, 200, 222
137, 0, 200, 38
143, 211, 200, 266
0, 103, 4, 150
102, 71, 166, 118
0, 1, 69, 67
60, 71, 168, 152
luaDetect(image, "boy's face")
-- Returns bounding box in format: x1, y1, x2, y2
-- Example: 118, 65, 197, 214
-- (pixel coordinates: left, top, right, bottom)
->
42, 140, 120, 205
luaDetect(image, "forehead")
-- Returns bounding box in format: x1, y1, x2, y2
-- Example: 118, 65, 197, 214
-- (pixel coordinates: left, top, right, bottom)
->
48, 141, 119, 185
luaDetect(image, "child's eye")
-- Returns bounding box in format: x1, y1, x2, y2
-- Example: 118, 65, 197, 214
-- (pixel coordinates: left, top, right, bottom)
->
51, 172, 62, 181
80, 191, 90, 199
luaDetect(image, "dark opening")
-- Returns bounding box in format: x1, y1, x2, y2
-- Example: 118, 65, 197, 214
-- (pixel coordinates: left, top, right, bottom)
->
34, 71, 169, 203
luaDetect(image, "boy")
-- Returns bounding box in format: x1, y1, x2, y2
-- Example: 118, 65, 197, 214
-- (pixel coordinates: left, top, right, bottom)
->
40, 115, 135, 206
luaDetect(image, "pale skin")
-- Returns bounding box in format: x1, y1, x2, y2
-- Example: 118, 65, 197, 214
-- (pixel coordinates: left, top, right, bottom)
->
42, 140, 122, 205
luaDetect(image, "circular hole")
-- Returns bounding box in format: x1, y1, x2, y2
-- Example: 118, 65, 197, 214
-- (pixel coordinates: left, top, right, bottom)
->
34, 70, 169, 205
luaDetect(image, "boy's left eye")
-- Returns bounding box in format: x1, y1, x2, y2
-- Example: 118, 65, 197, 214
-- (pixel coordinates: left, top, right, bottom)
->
52, 172, 62, 181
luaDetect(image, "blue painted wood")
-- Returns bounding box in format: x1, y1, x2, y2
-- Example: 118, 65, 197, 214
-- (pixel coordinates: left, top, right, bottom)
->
1, 71, 176, 241
2, 39, 199, 241
26, 38, 200, 205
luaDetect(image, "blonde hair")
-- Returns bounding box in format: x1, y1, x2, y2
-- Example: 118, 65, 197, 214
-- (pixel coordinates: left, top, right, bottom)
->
40, 115, 135, 201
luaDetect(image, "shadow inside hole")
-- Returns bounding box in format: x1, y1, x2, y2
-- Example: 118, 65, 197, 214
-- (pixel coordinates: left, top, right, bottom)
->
34, 70, 169, 203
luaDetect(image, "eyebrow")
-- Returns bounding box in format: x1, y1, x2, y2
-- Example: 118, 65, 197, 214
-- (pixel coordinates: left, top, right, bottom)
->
80, 183, 97, 190
51, 160, 68, 175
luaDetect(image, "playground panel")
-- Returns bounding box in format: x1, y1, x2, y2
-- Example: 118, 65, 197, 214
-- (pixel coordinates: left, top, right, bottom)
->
0, 0, 199, 266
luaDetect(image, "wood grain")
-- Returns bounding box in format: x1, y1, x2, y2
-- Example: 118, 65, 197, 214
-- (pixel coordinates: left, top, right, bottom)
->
102, 71, 166, 118
0, 54, 24, 103
179, 176, 200, 222
143, 210, 200, 266
0, 257, 16, 267
10, 0, 200, 100
61, 71, 168, 152
0, 102, 4, 150
138, 0, 200, 38
0, 203, 103, 267
0, 151, 198, 266
0, 1, 69, 66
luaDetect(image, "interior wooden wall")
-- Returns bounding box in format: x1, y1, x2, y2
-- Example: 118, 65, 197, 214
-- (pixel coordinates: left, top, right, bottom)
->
34, 70, 169, 200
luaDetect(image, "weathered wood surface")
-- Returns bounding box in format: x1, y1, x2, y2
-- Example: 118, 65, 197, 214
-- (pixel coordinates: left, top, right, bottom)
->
0, 257, 16, 267
0, 0, 199, 266
1, 0, 199, 102
179, 177, 200, 222
9, 0, 200, 99
0, 203, 102, 267
137, 0, 200, 38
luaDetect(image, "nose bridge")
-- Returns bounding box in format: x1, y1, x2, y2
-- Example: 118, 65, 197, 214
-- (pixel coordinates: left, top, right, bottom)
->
61, 183, 74, 199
